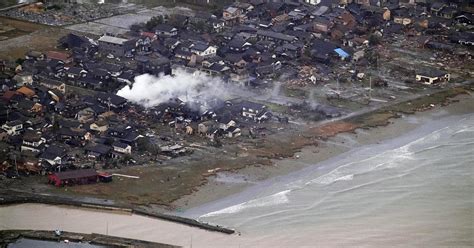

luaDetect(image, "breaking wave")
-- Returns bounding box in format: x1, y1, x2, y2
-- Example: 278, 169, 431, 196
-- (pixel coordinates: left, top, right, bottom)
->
200, 190, 291, 218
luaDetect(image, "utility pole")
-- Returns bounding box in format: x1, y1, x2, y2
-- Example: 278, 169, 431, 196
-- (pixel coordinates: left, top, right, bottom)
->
14, 154, 18, 176
369, 76, 372, 101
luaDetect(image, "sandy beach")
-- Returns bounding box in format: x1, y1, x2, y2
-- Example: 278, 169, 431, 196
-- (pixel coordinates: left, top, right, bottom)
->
173, 93, 474, 212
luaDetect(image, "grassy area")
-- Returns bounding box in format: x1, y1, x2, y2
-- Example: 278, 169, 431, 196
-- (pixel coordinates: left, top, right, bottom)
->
263, 102, 289, 113
283, 87, 308, 99
349, 85, 472, 128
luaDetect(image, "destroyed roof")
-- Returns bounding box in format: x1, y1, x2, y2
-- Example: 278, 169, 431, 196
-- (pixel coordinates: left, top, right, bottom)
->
23, 130, 41, 142
16, 86, 36, 98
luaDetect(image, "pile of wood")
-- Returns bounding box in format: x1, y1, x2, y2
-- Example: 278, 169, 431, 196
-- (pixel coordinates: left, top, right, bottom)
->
287, 66, 320, 86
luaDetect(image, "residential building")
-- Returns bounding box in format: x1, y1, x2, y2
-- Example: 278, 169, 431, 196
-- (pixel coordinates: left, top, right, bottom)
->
2, 120, 23, 135
98, 35, 134, 57
112, 141, 132, 154
415, 68, 450, 84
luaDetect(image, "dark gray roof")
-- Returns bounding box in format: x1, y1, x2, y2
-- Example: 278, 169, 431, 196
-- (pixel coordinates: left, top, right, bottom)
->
416, 67, 448, 78
86, 143, 111, 155
239, 100, 266, 110
113, 141, 129, 149
257, 30, 296, 42
190, 42, 210, 52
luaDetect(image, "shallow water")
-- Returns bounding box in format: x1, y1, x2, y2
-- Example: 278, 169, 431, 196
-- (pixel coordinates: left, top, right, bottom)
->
185, 113, 474, 247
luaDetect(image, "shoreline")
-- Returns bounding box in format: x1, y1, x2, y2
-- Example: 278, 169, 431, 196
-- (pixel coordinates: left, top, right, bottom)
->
174, 91, 474, 214
1, 84, 472, 222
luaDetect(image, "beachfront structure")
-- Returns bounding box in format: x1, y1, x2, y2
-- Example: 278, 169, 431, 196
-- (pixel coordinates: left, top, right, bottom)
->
48, 169, 99, 187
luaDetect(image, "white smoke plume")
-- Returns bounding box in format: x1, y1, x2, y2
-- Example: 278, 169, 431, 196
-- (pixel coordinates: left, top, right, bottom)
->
117, 69, 228, 108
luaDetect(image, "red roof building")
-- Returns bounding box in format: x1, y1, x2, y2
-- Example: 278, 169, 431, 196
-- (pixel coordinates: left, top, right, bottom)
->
46, 51, 73, 64
48, 169, 98, 187
140, 31, 158, 41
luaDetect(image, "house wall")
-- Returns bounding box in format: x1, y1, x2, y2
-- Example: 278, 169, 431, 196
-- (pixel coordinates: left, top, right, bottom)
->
2, 124, 23, 135
416, 74, 450, 84
21, 145, 42, 153
114, 146, 132, 154
394, 17, 411, 25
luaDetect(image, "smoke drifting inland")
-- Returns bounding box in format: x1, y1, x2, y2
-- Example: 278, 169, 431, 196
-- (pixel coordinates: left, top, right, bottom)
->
117, 69, 227, 108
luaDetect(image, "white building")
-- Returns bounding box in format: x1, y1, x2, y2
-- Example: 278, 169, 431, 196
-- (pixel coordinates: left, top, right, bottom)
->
1, 121, 23, 136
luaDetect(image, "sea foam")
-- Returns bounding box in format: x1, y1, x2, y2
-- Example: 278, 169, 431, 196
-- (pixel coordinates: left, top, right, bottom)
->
200, 190, 291, 218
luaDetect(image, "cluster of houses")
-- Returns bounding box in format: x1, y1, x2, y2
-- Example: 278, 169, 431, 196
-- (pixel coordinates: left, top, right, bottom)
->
0, 0, 472, 178
0, 72, 144, 176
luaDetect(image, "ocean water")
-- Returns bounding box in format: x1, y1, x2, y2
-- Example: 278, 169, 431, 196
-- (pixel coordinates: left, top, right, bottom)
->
186, 113, 474, 247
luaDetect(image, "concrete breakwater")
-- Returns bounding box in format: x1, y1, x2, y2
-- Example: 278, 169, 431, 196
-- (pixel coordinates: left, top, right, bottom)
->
0, 229, 179, 247
0, 191, 235, 235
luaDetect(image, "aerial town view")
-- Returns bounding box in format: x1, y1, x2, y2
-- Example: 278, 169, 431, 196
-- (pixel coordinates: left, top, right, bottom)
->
0, 0, 472, 247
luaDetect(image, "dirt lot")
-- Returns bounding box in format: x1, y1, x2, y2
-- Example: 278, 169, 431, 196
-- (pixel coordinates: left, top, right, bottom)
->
0, 17, 69, 60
